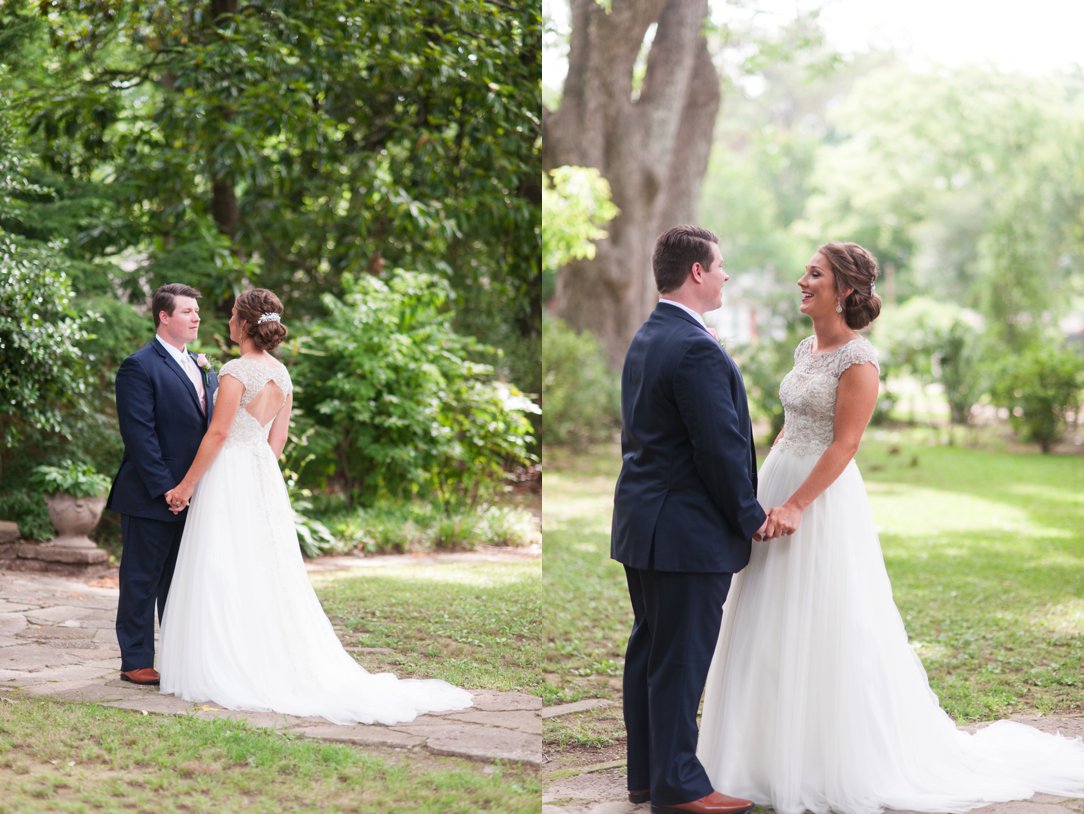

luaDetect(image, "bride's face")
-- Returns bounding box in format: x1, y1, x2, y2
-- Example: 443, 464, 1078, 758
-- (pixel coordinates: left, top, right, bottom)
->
228, 304, 242, 344
798, 252, 838, 318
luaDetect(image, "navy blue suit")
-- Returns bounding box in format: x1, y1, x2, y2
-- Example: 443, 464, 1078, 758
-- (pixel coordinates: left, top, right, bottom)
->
107, 339, 217, 671
611, 302, 765, 804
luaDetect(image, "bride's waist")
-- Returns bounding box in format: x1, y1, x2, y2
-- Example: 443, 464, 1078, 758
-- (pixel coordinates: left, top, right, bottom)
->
772, 435, 830, 457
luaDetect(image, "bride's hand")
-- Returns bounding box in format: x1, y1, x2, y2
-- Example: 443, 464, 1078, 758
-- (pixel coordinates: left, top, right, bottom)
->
165, 484, 193, 514
768, 503, 801, 537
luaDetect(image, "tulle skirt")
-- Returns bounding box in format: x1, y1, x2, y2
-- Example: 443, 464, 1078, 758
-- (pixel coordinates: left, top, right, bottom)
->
697, 446, 1084, 814
158, 443, 473, 724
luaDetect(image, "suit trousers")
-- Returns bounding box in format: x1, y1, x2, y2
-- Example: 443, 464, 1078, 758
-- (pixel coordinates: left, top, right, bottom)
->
116, 515, 184, 671
623, 566, 732, 805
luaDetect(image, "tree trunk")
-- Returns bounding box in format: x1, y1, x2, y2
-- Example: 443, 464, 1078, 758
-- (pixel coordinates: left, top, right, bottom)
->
209, 0, 240, 242
543, 0, 721, 366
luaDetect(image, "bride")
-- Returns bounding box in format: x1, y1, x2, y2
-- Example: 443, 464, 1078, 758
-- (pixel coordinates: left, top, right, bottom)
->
697, 243, 1084, 813
157, 288, 472, 725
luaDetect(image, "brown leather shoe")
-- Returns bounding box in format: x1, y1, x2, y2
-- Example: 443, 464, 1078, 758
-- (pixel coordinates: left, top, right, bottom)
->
628, 789, 651, 804
120, 667, 160, 685
651, 791, 754, 814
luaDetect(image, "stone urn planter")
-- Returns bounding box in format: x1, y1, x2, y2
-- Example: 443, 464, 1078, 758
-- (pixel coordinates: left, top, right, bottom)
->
26, 462, 112, 569
44, 492, 108, 548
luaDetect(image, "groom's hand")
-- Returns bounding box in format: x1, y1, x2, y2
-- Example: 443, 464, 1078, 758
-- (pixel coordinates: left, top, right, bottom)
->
754, 516, 775, 541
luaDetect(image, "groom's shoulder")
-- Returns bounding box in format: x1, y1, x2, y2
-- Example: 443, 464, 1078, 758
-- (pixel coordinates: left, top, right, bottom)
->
118, 341, 161, 372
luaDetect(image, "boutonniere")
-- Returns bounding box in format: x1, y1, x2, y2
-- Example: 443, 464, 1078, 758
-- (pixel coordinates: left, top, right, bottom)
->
195, 353, 216, 381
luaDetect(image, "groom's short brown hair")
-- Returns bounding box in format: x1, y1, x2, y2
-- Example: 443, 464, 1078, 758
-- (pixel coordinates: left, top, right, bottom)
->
152, 283, 202, 327
652, 225, 719, 294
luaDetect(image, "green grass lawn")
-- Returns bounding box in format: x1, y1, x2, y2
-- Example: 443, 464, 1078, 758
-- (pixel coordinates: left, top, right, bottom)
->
0, 696, 539, 814
0, 557, 541, 813
316, 560, 541, 693
542, 437, 1084, 756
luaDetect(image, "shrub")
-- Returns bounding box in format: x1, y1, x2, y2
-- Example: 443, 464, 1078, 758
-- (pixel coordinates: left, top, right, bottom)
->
989, 343, 1083, 453
289, 270, 536, 508
541, 316, 619, 446
31, 460, 111, 497
325, 500, 538, 555
0, 235, 90, 461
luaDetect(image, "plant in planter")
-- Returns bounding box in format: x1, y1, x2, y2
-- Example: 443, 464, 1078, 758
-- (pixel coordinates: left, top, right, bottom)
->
32, 461, 112, 549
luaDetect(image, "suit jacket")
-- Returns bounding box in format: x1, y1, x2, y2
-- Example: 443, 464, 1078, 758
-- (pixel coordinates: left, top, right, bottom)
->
611, 303, 765, 573
106, 340, 218, 522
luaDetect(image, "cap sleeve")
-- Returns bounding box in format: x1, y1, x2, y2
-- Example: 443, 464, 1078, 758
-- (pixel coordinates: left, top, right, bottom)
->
835, 338, 879, 377
218, 358, 246, 388
794, 336, 815, 362
276, 365, 293, 396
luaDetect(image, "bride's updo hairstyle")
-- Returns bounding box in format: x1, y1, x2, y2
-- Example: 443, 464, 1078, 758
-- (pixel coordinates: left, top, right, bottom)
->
818, 242, 882, 330
235, 288, 287, 352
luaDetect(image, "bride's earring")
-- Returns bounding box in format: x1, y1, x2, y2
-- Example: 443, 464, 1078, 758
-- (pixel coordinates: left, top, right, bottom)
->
835, 300, 843, 314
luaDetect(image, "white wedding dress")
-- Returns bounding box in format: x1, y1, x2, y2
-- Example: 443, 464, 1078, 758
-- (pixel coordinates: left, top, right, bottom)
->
159, 357, 473, 724
698, 336, 1084, 814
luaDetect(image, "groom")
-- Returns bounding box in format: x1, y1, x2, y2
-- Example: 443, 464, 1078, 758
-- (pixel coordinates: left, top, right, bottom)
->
107, 283, 217, 685
611, 226, 772, 814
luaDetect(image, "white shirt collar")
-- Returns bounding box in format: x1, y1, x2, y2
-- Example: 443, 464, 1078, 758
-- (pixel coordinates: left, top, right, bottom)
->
658, 298, 706, 328
155, 334, 190, 366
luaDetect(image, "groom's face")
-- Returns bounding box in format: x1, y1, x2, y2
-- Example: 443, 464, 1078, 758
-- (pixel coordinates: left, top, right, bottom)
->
701, 243, 729, 310
159, 296, 201, 348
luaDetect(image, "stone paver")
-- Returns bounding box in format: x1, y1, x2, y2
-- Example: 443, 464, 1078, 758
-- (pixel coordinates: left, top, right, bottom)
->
0, 561, 541, 767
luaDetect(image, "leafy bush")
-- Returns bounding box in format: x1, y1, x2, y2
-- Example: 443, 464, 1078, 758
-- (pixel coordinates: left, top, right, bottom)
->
0, 235, 90, 458
541, 316, 619, 446
542, 166, 618, 301
875, 297, 985, 425
326, 501, 538, 555
989, 343, 1083, 453
32, 460, 111, 497
0, 488, 51, 541
289, 270, 536, 508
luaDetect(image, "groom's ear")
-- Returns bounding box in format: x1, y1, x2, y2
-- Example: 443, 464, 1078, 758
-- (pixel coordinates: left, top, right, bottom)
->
689, 262, 704, 283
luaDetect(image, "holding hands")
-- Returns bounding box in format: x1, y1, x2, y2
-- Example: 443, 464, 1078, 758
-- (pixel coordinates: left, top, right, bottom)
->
754, 502, 801, 541
164, 483, 194, 515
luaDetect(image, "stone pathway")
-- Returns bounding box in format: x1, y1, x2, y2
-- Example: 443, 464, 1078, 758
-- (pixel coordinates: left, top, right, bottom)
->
0, 559, 541, 767
542, 711, 1084, 814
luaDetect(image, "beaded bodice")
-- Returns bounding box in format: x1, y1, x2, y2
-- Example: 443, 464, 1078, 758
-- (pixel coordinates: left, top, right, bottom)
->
216, 357, 293, 451
775, 336, 878, 457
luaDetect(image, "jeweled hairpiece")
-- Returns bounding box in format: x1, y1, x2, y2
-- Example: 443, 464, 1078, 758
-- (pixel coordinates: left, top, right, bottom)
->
257, 312, 282, 325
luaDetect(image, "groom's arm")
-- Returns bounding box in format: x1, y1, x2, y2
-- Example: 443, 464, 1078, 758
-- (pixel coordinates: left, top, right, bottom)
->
115, 356, 176, 500
674, 339, 766, 541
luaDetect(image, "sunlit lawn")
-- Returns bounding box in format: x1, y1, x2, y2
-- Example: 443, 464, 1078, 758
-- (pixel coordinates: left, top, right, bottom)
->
542, 436, 1084, 757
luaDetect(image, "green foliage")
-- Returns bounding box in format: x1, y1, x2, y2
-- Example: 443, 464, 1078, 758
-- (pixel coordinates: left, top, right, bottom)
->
327, 501, 538, 555
542, 166, 618, 300
989, 342, 1084, 453
290, 270, 536, 508
31, 460, 111, 498
872, 297, 986, 424
0, 235, 91, 456
6, 0, 540, 393
0, 488, 51, 540
541, 316, 619, 447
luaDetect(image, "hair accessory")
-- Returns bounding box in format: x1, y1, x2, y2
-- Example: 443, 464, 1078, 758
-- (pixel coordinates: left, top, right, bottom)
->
870, 281, 877, 295
257, 312, 281, 325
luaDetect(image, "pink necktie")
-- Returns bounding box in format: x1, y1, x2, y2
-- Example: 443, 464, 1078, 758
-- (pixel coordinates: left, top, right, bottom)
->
182, 353, 206, 413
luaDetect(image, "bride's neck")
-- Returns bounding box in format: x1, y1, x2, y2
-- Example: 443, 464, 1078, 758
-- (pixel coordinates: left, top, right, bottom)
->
811, 316, 856, 349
